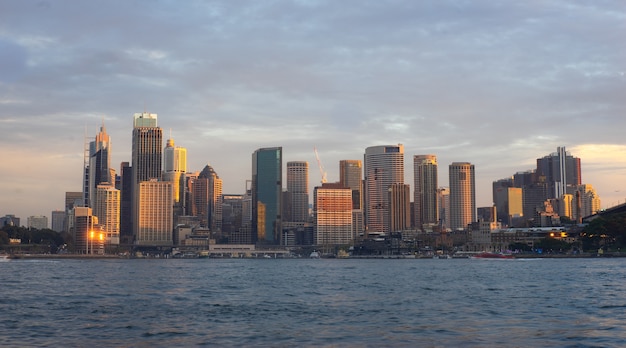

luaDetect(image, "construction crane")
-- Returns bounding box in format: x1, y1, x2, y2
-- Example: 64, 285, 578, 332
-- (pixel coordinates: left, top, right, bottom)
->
313, 146, 327, 184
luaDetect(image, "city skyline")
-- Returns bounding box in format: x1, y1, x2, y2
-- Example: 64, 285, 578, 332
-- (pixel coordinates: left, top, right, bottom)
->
1, 1, 625, 220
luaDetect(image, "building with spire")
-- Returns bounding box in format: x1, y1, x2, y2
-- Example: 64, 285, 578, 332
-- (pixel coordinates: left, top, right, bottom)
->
88, 122, 114, 210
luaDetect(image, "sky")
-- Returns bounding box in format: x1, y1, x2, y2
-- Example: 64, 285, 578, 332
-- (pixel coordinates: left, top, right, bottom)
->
1, 0, 625, 222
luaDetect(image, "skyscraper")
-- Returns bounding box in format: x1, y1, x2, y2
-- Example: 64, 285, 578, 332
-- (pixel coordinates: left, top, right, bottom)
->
364, 144, 404, 234
536, 147, 581, 199
413, 155, 438, 230
287, 161, 309, 223
193, 164, 223, 232
339, 160, 363, 210
131, 112, 163, 242
339, 159, 364, 239
252, 147, 282, 244
437, 187, 450, 230
88, 122, 113, 209
94, 184, 120, 245
388, 183, 411, 232
136, 179, 173, 246
163, 137, 187, 220
492, 182, 523, 226
73, 206, 99, 254
314, 183, 353, 246
449, 162, 476, 230
119, 162, 133, 243
51, 210, 65, 233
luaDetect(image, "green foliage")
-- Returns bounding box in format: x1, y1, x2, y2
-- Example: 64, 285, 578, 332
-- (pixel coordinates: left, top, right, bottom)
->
0, 231, 8, 245
0, 225, 66, 253
508, 242, 532, 252
581, 212, 626, 251
534, 237, 571, 253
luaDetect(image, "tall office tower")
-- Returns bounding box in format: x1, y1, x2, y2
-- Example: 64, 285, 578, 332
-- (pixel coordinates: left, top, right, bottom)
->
27, 216, 48, 230
314, 183, 353, 246
339, 160, 363, 210
131, 112, 162, 241
94, 184, 120, 245
51, 210, 65, 232
163, 137, 187, 220
388, 183, 411, 232
119, 162, 133, 243
339, 160, 364, 240
73, 207, 101, 254
437, 187, 450, 230
537, 147, 581, 199
88, 122, 113, 209
64, 191, 83, 233
221, 194, 243, 237
512, 170, 549, 224
449, 162, 476, 230
184, 171, 199, 218
413, 155, 439, 230
136, 179, 173, 246
364, 145, 404, 234
193, 164, 223, 232
493, 177, 523, 226
231, 182, 253, 244
287, 161, 309, 223
252, 147, 282, 245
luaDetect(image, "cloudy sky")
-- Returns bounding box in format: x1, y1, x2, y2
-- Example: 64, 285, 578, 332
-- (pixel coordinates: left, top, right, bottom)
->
1, 0, 625, 221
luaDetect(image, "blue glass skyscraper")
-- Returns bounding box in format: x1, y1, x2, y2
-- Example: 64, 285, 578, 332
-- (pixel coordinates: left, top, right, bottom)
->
252, 147, 282, 245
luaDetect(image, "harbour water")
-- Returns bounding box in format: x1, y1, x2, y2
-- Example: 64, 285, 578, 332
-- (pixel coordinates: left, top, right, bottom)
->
1, 257, 625, 347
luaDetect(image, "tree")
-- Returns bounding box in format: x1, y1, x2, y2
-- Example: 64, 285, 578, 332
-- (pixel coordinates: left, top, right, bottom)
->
581, 212, 626, 251
534, 237, 571, 253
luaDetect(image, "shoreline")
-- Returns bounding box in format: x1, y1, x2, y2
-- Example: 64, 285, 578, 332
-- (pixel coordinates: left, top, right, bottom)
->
5, 252, 625, 260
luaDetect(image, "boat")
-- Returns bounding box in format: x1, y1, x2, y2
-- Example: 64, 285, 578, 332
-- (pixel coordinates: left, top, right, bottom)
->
472, 252, 514, 259
309, 251, 320, 259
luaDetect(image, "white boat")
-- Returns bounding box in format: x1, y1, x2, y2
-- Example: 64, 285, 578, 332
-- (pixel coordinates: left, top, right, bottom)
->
309, 251, 320, 259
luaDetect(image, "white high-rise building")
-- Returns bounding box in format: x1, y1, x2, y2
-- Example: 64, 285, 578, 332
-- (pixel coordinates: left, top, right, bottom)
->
131, 112, 162, 241
163, 137, 187, 217
364, 144, 404, 235
27, 215, 48, 230
449, 162, 476, 230
94, 184, 120, 245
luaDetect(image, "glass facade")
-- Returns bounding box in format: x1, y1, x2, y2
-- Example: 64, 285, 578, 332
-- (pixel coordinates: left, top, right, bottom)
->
252, 147, 282, 244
